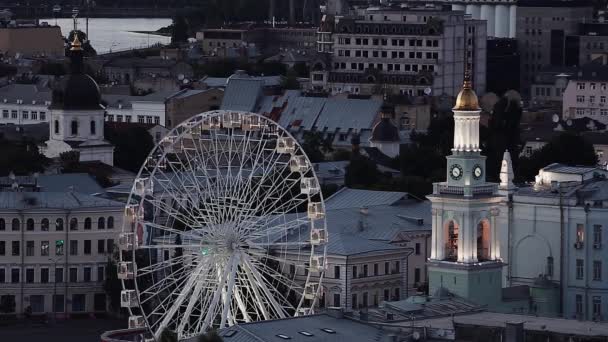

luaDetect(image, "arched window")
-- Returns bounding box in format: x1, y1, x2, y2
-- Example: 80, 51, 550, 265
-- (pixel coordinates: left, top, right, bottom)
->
84, 217, 92, 230
41, 218, 49, 231
477, 220, 491, 261
11, 218, 20, 231
71, 120, 78, 136
0, 218, 5, 231
26, 218, 35, 231
90, 120, 96, 135
54, 120, 59, 134
98, 217, 105, 229
107, 216, 114, 229
70, 218, 78, 231
56, 218, 64, 231
444, 220, 459, 261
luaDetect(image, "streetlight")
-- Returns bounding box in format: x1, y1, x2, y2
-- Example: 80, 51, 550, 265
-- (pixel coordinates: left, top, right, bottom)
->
48, 257, 62, 323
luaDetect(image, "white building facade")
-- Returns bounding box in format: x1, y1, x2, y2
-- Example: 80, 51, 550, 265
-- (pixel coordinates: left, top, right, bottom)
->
104, 93, 168, 126
0, 191, 124, 316
562, 75, 608, 125
0, 84, 51, 125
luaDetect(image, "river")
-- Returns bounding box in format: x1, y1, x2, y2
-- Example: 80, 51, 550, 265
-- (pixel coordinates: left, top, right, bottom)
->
40, 18, 173, 54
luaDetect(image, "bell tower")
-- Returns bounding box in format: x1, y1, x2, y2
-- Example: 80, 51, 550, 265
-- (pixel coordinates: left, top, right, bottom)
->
427, 73, 504, 307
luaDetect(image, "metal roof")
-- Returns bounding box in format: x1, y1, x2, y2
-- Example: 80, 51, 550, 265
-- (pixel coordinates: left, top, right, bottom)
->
326, 187, 408, 210
0, 173, 104, 195
278, 96, 326, 130
0, 83, 51, 104
315, 98, 382, 133
217, 313, 388, 342
220, 78, 263, 112
542, 163, 599, 175
325, 232, 408, 255
0, 191, 124, 210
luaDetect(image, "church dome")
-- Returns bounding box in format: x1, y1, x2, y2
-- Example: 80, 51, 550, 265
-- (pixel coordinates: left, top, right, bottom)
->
50, 34, 102, 111
371, 116, 399, 142
453, 73, 480, 111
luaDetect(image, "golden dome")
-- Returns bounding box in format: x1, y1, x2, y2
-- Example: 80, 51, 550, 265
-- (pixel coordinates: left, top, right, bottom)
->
453, 73, 480, 111
70, 33, 83, 51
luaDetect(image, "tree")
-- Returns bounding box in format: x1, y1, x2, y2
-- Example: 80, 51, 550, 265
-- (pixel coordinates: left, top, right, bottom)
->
159, 328, 178, 342
517, 132, 598, 182
301, 132, 331, 163
345, 155, 380, 188
280, 68, 300, 90
0, 138, 49, 176
197, 331, 223, 342
103, 254, 122, 312
105, 125, 155, 173
483, 96, 523, 181
171, 14, 189, 45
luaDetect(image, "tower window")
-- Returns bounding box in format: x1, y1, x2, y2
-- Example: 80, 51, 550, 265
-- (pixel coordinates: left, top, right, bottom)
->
90, 120, 96, 135
71, 120, 78, 136
54, 120, 59, 134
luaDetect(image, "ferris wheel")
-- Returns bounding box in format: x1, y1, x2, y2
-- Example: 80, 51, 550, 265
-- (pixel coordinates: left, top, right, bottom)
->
116, 111, 328, 341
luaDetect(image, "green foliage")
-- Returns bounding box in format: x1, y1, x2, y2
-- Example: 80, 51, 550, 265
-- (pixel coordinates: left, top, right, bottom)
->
171, 15, 189, 45
103, 253, 122, 312
332, 149, 351, 161
193, 60, 287, 79
160, 328, 178, 342
517, 132, 598, 182
301, 132, 332, 163
345, 155, 380, 188
483, 96, 522, 181
197, 330, 223, 342
0, 63, 17, 78
321, 183, 340, 199
105, 125, 155, 173
292, 63, 309, 78
0, 138, 49, 177
281, 68, 300, 90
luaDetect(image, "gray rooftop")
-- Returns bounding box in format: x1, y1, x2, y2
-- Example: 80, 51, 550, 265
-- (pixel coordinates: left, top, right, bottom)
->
0, 191, 124, 210
217, 313, 388, 342
325, 232, 408, 255
326, 187, 409, 210
0, 173, 105, 195
541, 163, 600, 175
220, 78, 263, 112
277, 96, 326, 130
103, 91, 171, 109
315, 98, 382, 133
0, 83, 51, 104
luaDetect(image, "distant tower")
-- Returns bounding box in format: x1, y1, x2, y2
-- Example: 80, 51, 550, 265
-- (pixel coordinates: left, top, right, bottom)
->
427, 72, 504, 307
40, 34, 114, 165
369, 98, 400, 158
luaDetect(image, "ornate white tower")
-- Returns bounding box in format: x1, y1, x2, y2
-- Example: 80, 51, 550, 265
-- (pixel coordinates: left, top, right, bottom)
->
40, 34, 114, 165
427, 74, 504, 307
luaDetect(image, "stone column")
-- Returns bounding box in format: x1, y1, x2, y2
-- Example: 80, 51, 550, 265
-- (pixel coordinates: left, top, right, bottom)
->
490, 208, 501, 260
494, 4, 509, 38
457, 213, 466, 262
509, 5, 517, 38
480, 4, 495, 37
436, 209, 445, 260
431, 208, 438, 260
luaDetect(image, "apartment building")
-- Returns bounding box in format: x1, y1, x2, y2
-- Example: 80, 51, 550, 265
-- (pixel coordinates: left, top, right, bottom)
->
0, 175, 124, 316
0, 84, 51, 125
562, 62, 608, 125
311, 5, 487, 97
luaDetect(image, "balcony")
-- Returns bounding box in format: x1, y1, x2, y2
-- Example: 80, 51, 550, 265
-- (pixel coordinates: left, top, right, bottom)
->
433, 183, 498, 196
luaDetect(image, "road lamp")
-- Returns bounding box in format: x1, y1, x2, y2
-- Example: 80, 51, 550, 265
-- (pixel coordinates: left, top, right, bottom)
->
48, 257, 62, 323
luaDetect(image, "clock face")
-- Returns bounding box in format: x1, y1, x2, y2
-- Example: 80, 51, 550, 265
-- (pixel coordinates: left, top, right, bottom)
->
450, 164, 463, 180
473, 165, 483, 179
